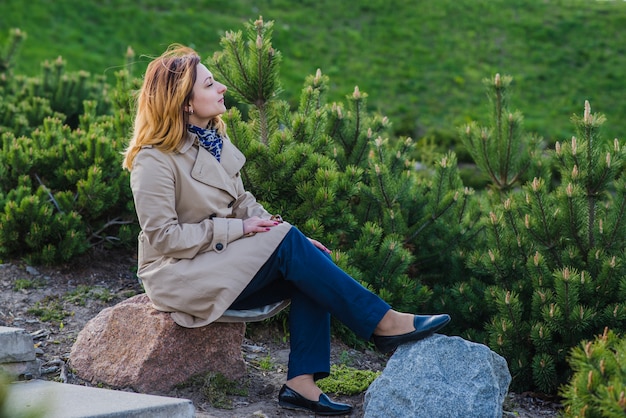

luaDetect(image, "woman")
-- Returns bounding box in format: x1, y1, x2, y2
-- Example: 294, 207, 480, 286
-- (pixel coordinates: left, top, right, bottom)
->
122, 44, 450, 416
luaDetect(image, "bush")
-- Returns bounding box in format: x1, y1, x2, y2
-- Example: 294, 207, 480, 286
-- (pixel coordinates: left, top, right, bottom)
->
560, 328, 626, 417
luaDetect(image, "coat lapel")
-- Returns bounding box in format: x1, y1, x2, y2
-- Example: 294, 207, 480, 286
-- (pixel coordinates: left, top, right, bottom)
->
190, 137, 246, 198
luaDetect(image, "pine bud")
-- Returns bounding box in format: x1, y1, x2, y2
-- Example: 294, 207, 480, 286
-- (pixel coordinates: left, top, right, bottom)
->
600, 359, 605, 376
494, 73, 501, 88
375, 136, 382, 147
489, 212, 498, 225
584, 100, 591, 124
353, 86, 362, 99
599, 218, 603, 234
441, 155, 448, 168
584, 341, 593, 358
532, 177, 541, 192
555, 142, 561, 156
534, 251, 541, 266
571, 136, 577, 155
453, 191, 459, 201
587, 370, 593, 390
566, 183, 574, 197
606, 152, 611, 168
488, 249, 495, 262
314, 68, 322, 83
504, 198, 512, 210
614, 138, 620, 152
256, 35, 263, 49
505, 291, 511, 305
562, 267, 570, 281
525, 214, 530, 229
255, 17, 264, 28
374, 164, 381, 175
610, 256, 616, 268
367, 128, 373, 139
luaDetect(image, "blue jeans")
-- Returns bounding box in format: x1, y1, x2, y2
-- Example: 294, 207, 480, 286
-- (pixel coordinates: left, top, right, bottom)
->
230, 226, 390, 380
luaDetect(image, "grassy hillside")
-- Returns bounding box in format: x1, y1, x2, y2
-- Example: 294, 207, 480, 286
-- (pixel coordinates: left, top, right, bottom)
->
2, 0, 626, 146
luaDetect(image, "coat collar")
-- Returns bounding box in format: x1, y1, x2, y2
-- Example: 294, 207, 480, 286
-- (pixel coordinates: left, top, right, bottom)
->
185, 132, 246, 198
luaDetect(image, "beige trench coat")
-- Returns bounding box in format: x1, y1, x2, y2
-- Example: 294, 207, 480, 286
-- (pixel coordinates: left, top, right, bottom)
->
130, 132, 291, 328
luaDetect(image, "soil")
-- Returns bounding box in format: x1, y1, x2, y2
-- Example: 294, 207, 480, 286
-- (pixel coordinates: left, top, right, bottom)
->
0, 247, 563, 417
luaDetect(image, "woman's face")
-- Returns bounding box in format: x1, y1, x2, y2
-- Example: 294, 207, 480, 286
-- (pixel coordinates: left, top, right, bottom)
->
187, 63, 227, 127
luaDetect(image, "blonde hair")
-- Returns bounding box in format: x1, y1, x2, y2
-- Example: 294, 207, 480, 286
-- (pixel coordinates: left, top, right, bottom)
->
122, 44, 226, 170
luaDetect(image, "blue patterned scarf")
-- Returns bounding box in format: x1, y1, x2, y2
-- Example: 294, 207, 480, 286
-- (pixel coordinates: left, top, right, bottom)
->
188, 124, 223, 162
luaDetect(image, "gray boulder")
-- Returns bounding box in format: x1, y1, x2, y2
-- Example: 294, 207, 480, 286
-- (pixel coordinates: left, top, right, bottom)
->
364, 334, 511, 418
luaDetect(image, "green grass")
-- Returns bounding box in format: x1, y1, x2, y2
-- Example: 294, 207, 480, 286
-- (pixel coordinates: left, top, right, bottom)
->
2, 0, 626, 143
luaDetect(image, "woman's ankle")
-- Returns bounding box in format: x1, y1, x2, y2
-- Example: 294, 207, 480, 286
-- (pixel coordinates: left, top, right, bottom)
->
286, 375, 323, 401
373, 310, 415, 336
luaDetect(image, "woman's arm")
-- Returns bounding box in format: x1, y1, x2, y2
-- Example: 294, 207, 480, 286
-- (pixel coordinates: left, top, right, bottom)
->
131, 149, 244, 258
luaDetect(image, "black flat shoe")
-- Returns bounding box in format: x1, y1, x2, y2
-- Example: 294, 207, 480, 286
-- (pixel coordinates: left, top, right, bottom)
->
372, 314, 451, 354
278, 384, 353, 416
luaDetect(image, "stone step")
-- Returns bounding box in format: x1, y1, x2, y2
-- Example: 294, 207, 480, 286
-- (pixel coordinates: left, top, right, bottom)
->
0, 326, 39, 378
5, 379, 195, 418
0, 326, 35, 363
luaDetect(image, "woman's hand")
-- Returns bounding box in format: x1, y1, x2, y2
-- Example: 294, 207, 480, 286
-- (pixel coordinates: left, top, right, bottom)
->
243, 216, 280, 235
308, 238, 331, 254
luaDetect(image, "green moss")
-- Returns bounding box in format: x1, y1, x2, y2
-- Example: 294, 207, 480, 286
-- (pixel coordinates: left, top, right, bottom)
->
317, 364, 381, 396
26, 296, 69, 323
12, 278, 44, 291
64, 285, 115, 306
201, 373, 248, 409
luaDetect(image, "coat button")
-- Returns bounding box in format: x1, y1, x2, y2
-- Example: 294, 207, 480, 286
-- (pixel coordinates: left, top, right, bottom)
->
215, 243, 224, 251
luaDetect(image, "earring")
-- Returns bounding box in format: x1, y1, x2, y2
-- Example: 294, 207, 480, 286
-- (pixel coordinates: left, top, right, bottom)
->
188, 108, 194, 115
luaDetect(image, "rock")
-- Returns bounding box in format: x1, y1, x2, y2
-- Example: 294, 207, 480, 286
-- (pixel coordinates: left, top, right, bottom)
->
69, 294, 246, 393
0, 326, 41, 379
364, 334, 511, 418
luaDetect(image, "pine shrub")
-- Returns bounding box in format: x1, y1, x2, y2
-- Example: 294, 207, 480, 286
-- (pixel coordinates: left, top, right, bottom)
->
210, 17, 475, 317
459, 74, 626, 393
0, 30, 138, 264
560, 328, 626, 417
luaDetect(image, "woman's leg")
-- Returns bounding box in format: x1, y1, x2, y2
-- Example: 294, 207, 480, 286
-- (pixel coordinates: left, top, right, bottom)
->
230, 226, 448, 403
232, 226, 392, 339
